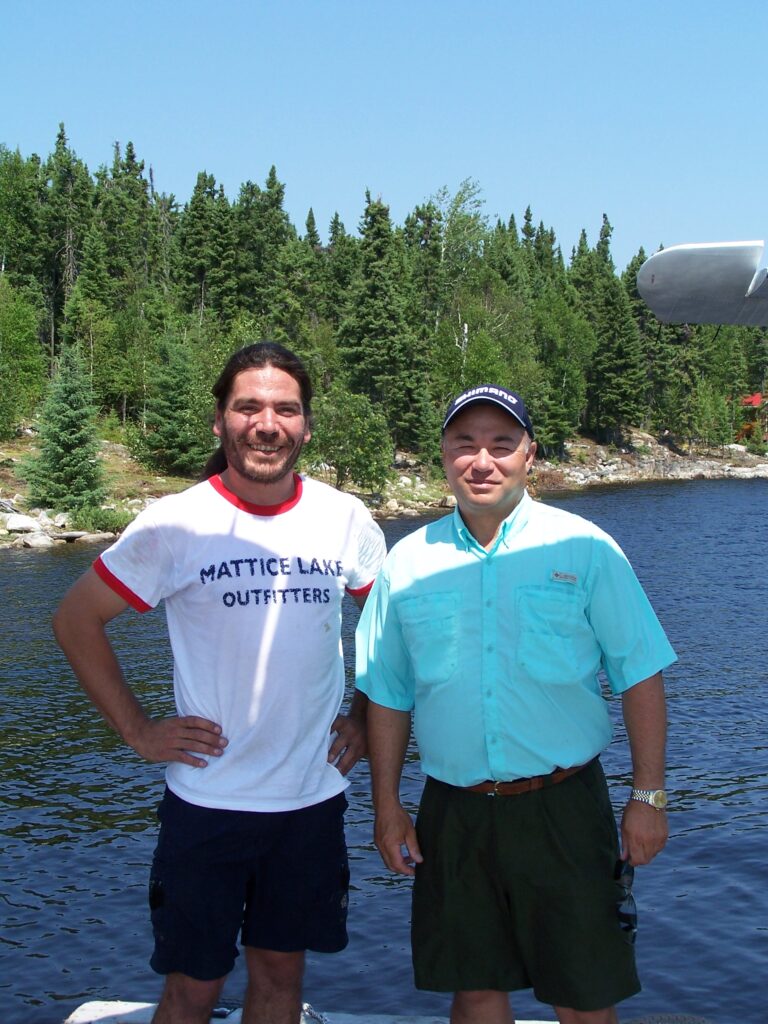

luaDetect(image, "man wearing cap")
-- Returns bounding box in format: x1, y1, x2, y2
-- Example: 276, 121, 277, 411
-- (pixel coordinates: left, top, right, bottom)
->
355, 384, 676, 1024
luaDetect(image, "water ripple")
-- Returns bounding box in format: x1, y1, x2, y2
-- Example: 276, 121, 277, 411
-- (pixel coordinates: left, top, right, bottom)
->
1, 482, 767, 1023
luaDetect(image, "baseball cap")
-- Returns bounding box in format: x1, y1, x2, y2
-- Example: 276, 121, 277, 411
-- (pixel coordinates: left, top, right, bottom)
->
442, 384, 535, 439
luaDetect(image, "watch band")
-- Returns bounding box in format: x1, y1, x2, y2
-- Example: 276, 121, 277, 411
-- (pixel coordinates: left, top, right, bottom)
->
631, 788, 668, 809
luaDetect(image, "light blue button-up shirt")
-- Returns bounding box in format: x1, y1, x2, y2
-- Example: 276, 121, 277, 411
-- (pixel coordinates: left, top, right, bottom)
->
356, 492, 677, 786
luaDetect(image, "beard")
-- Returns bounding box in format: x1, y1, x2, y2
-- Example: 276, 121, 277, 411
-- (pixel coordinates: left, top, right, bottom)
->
217, 421, 306, 486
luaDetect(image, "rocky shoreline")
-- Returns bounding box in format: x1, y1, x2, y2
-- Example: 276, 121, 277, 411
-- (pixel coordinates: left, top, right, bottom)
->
2, 434, 767, 548
534, 433, 768, 493
376, 432, 768, 518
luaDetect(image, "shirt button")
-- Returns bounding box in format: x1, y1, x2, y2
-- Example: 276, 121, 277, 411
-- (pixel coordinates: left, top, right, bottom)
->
487, 644, 494, 652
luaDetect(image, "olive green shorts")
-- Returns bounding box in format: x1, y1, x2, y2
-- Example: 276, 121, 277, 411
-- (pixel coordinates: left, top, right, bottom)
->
411, 759, 640, 1011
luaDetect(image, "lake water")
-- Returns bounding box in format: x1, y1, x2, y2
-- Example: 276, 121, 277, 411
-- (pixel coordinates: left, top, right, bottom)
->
1, 478, 766, 1024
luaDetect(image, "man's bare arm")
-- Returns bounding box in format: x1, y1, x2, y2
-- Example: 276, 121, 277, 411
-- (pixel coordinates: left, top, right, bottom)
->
53, 568, 227, 767
368, 700, 422, 876
620, 671, 668, 865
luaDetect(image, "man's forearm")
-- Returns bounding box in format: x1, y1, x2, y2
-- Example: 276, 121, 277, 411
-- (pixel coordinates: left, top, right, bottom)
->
367, 700, 423, 875
53, 590, 150, 745
621, 671, 667, 787
620, 671, 669, 864
54, 570, 227, 768
366, 701, 412, 807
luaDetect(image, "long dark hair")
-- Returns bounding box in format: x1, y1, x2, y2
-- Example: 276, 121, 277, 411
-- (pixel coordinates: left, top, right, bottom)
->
200, 342, 313, 481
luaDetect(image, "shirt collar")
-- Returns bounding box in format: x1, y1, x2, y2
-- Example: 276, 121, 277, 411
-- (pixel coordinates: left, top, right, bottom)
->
452, 490, 532, 555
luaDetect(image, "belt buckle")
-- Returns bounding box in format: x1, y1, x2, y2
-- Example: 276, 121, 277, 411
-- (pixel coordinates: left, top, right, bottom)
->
488, 780, 501, 797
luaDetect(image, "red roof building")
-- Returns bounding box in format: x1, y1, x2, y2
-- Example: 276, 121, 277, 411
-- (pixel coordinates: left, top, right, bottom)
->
741, 392, 764, 409
738, 393, 767, 442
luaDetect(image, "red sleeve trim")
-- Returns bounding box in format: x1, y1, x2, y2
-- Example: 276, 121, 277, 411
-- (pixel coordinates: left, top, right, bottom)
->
346, 579, 375, 597
93, 556, 153, 613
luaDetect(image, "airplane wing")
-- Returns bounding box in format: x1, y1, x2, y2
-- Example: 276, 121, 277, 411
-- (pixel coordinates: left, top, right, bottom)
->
636, 241, 768, 326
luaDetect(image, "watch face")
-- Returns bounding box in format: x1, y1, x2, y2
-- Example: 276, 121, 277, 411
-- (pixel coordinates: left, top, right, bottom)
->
651, 790, 668, 809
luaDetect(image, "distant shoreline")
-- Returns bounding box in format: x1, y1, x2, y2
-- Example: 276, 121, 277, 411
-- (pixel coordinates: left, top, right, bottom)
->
2, 434, 767, 546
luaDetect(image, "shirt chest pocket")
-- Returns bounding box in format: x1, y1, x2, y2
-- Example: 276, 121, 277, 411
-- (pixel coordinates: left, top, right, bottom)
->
397, 592, 459, 687
516, 585, 596, 685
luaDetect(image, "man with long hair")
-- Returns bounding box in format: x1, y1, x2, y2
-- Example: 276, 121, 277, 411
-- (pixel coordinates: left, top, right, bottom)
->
54, 342, 386, 1024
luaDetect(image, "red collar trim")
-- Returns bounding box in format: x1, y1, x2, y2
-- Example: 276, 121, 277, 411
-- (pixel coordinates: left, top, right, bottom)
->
208, 473, 303, 516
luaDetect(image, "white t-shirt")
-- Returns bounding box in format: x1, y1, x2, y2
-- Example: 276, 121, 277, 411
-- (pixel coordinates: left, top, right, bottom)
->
95, 473, 386, 812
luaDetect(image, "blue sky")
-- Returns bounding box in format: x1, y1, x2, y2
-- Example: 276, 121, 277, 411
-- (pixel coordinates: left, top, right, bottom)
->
3, 0, 766, 272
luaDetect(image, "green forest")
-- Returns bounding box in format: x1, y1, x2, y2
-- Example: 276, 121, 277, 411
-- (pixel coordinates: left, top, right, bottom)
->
1, 125, 767, 502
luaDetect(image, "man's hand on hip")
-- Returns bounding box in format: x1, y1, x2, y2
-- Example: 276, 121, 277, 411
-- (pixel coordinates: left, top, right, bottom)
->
129, 716, 228, 768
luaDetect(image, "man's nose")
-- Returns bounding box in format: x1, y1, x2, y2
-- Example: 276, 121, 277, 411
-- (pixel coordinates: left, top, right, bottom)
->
254, 408, 278, 433
473, 447, 493, 470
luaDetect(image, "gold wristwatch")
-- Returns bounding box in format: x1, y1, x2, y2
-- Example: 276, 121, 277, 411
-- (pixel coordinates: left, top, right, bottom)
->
630, 788, 668, 809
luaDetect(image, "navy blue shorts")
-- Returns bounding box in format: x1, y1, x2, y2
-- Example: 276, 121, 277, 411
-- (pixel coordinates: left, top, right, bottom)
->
148, 788, 350, 981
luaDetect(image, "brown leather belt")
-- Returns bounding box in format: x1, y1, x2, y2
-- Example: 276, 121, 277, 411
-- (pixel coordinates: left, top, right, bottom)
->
460, 760, 590, 796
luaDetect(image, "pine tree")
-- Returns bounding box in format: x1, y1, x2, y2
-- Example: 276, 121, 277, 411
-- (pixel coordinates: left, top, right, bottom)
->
40, 125, 95, 360
232, 179, 264, 312
587, 276, 646, 442
622, 247, 674, 430
266, 226, 331, 357
531, 283, 594, 451
207, 185, 238, 323
177, 171, 218, 322
131, 339, 214, 476
146, 182, 180, 299
93, 141, 152, 303
323, 213, 359, 327
339, 192, 432, 450
533, 222, 564, 288
595, 213, 615, 272
76, 224, 113, 302
63, 230, 117, 396
403, 200, 446, 335
62, 223, 116, 388
304, 208, 321, 250
0, 146, 45, 291
0, 278, 45, 438
691, 378, 731, 446
568, 228, 605, 322
743, 328, 768, 394
108, 295, 163, 424
175, 175, 237, 324
485, 217, 531, 301
521, 205, 536, 250
27, 345, 106, 510
265, 238, 319, 348
232, 167, 295, 316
